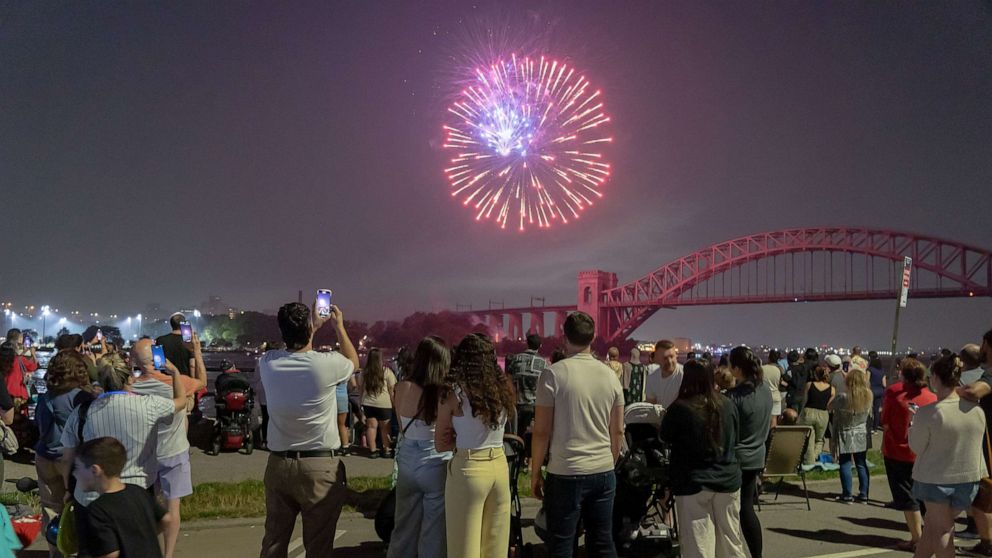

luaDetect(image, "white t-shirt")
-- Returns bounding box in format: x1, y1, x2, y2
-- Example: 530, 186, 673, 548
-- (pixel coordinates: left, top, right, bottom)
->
644, 364, 684, 409
260, 350, 354, 452
536, 353, 624, 476
762, 364, 782, 405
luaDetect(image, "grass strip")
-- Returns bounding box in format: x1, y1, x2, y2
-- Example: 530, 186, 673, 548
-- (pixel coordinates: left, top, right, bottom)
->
178, 448, 886, 520
181, 476, 395, 521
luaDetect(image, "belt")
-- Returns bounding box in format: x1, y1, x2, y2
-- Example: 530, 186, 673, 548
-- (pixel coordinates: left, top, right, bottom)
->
457, 447, 505, 460
272, 450, 335, 459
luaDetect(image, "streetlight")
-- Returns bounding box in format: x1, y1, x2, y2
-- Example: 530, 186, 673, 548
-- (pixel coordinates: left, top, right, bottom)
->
41, 306, 50, 342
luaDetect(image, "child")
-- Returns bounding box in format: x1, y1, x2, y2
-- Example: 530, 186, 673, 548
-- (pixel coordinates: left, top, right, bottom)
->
74, 437, 168, 558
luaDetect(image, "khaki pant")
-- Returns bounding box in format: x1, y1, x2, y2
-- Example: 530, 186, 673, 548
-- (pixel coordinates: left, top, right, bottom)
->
36, 456, 65, 558
260, 454, 348, 558
444, 447, 510, 558
675, 489, 750, 558
800, 408, 830, 465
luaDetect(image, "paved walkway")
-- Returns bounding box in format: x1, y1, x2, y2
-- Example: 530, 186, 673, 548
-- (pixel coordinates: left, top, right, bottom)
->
18, 475, 969, 557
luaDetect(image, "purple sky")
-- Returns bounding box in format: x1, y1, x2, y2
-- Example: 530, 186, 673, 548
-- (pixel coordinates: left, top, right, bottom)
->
1, 1, 990, 349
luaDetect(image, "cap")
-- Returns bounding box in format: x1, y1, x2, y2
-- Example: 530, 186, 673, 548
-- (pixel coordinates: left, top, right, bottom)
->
825, 354, 843, 369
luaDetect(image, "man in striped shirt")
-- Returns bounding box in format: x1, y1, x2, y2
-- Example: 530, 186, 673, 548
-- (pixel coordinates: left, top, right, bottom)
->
60, 356, 188, 557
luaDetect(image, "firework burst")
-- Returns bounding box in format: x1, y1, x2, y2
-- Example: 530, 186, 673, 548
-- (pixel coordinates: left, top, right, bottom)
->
442, 54, 613, 231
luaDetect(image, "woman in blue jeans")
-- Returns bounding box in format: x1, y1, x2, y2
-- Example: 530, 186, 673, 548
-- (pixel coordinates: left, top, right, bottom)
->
387, 336, 452, 558
829, 370, 872, 503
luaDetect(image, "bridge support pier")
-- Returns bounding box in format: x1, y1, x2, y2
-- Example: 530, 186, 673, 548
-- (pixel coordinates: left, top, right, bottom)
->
508, 312, 523, 341
527, 312, 545, 337
577, 270, 618, 340
553, 311, 568, 337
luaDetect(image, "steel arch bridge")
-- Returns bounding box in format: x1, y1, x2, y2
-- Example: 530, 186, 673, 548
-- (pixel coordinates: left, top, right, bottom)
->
463, 228, 992, 342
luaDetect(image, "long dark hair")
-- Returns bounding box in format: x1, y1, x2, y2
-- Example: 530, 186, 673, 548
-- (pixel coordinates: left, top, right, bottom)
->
363, 348, 388, 397
409, 336, 450, 425
449, 333, 515, 429
730, 346, 763, 385
0, 342, 15, 378
677, 359, 725, 454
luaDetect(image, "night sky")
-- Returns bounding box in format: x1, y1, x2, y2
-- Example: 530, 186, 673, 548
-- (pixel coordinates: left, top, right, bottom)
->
1, 1, 990, 349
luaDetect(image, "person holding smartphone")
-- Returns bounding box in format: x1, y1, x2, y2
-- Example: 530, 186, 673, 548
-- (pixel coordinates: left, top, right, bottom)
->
155, 314, 195, 377
130, 337, 207, 558
60, 355, 188, 557
259, 297, 360, 558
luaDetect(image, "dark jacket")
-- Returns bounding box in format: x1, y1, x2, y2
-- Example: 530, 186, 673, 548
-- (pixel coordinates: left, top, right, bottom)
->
659, 394, 742, 496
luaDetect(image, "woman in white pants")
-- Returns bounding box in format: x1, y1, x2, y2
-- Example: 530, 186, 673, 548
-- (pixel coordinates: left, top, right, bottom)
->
659, 359, 748, 558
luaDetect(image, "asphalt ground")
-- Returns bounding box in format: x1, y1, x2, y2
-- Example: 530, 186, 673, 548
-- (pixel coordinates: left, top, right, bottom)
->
18, 474, 977, 557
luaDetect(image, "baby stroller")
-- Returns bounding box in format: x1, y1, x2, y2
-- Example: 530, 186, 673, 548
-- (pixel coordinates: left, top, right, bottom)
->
504, 434, 533, 558
208, 373, 255, 456
613, 403, 678, 557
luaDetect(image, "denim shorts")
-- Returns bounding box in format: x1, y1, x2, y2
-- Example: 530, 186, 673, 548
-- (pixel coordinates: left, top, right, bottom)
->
336, 392, 349, 415
912, 480, 979, 510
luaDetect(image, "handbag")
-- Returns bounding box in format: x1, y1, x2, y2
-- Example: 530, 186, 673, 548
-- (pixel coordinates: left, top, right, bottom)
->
974, 429, 992, 513
0, 422, 17, 456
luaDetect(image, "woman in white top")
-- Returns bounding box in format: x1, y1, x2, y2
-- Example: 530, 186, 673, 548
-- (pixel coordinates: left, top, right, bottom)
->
909, 355, 986, 558
358, 348, 397, 458
388, 336, 452, 558
436, 333, 515, 558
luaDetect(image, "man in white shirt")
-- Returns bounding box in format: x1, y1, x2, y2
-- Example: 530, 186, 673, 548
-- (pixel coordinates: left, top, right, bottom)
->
259, 300, 360, 558
644, 339, 683, 409
531, 311, 624, 558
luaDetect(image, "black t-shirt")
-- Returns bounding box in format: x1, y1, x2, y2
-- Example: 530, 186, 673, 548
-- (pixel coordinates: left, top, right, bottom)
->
155, 333, 192, 376
83, 484, 165, 558
659, 394, 741, 496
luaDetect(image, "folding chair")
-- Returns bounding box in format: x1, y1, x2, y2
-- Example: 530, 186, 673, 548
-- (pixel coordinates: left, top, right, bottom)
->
762, 425, 813, 511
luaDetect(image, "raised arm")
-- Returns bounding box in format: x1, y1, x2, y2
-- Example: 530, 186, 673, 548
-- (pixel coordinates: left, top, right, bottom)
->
323, 305, 360, 371
164, 361, 187, 411
189, 332, 208, 392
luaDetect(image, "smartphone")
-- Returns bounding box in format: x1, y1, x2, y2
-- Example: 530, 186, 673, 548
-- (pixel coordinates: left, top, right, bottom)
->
180, 321, 193, 343
151, 345, 166, 370
316, 289, 333, 318
22, 336, 32, 349
96, 329, 103, 342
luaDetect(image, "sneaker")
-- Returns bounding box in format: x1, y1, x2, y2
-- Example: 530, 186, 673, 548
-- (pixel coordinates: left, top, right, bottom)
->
837, 496, 854, 504
370, 450, 381, 459
855, 495, 869, 504
959, 529, 981, 541
964, 541, 992, 557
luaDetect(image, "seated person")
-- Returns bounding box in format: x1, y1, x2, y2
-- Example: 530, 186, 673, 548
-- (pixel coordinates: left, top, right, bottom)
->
215, 360, 250, 396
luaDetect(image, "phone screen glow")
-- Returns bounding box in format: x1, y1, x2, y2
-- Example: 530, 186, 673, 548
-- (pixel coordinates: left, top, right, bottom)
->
152, 346, 166, 370
316, 290, 332, 317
